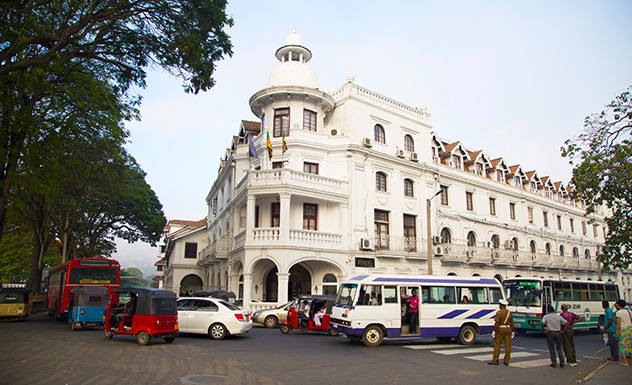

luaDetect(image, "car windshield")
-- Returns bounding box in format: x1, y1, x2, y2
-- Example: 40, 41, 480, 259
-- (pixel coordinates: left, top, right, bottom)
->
334, 284, 358, 306
504, 280, 542, 308
219, 300, 240, 311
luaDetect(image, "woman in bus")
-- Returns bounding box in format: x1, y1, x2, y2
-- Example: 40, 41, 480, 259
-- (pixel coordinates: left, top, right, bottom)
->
614, 299, 632, 367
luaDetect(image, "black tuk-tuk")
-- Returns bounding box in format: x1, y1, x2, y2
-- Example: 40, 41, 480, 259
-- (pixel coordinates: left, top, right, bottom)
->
104, 287, 178, 345
0, 288, 33, 321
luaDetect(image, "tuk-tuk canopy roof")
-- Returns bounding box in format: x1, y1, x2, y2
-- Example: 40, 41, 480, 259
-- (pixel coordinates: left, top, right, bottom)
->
71, 286, 109, 307
112, 287, 177, 315
0, 287, 31, 303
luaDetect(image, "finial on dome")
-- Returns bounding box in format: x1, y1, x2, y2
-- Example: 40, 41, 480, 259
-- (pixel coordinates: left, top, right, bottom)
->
346, 69, 355, 82
420, 101, 427, 112
324, 84, 330, 93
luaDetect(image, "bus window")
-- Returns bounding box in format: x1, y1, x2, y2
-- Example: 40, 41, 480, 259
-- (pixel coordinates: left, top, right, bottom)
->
605, 285, 619, 301
505, 281, 541, 306
423, 286, 455, 304
572, 283, 589, 300
553, 282, 572, 301
458, 287, 487, 304
358, 285, 381, 306
489, 287, 502, 304
589, 284, 605, 301
383, 286, 398, 303
334, 284, 357, 306
69, 267, 118, 284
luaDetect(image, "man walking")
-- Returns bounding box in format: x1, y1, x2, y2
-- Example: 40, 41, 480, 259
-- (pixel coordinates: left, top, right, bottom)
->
560, 304, 583, 366
542, 305, 568, 368
601, 300, 619, 361
488, 299, 514, 366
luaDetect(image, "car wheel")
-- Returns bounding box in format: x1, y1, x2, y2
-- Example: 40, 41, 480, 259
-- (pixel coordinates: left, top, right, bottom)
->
457, 325, 476, 345
346, 334, 362, 342
264, 315, 278, 328
280, 324, 291, 334
164, 336, 175, 344
104, 329, 113, 339
362, 325, 384, 347
209, 323, 227, 340
137, 331, 150, 346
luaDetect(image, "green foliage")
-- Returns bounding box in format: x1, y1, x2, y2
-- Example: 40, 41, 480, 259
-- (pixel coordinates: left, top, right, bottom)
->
562, 86, 632, 270
120, 267, 154, 287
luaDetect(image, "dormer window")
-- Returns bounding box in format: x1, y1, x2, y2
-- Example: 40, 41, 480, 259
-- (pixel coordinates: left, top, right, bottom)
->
452, 155, 461, 170
476, 163, 483, 176
496, 171, 504, 183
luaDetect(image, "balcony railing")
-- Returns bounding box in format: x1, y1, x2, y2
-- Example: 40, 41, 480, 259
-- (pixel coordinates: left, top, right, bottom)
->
251, 227, 343, 249
375, 235, 427, 253
197, 239, 229, 266
249, 169, 347, 196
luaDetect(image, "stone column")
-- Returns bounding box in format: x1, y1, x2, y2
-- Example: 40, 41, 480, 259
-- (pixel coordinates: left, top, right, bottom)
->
246, 194, 256, 241
243, 272, 253, 311
280, 193, 291, 242
277, 272, 290, 304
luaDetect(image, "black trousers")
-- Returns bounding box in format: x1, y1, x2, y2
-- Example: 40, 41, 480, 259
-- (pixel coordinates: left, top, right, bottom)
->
546, 331, 565, 364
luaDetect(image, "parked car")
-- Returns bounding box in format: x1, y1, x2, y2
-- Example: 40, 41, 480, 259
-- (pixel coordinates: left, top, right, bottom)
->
252, 300, 295, 328
234, 299, 262, 308
176, 297, 252, 340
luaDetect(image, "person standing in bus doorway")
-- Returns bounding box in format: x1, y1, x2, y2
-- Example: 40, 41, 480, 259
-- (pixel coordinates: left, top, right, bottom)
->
405, 289, 419, 334
488, 299, 514, 366
542, 305, 568, 368
602, 300, 619, 361
560, 304, 583, 367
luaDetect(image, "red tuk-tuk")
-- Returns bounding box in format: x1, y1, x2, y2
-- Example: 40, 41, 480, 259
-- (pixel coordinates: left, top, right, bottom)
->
104, 287, 178, 345
279, 295, 338, 336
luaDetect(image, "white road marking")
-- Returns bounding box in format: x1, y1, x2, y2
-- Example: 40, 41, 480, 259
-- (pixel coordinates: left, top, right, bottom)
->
510, 359, 555, 368
465, 352, 540, 361
431, 347, 493, 355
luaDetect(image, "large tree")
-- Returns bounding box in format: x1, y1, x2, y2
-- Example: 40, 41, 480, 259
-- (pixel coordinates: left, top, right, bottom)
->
0, 0, 233, 243
562, 86, 632, 270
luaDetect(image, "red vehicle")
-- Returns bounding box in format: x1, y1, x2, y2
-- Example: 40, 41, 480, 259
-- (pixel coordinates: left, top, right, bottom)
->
280, 295, 338, 336
47, 258, 120, 319
104, 287, 178, 345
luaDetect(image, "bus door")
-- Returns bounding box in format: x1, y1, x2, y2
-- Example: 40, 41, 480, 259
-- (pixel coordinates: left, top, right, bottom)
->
542, 282, 552, 313
400, 286, 420, 335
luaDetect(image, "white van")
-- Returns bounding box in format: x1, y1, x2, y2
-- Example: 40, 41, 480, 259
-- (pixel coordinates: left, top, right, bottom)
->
330, 274, 505, 347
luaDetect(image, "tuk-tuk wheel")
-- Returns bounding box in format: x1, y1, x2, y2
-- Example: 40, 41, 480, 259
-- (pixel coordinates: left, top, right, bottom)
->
280, 324, 291, 334
71, 321, 78, 331
104, 329, 113, 339
137, 331, 150, 346
164, 336, 175, 344
329, 329, 339, 336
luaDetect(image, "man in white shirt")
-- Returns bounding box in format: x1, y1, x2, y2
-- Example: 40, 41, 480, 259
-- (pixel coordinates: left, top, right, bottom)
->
542, 305, 568, 368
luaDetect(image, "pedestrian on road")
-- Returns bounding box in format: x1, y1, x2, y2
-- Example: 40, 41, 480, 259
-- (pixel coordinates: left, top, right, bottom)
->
602, 300, 619, 362
488, 299, 514, 366
542, 305, 568, 368
560, 304, 583, 367
614, 299, 632, 367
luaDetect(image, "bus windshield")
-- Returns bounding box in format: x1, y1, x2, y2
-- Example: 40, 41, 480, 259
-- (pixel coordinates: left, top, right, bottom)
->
504, 280, 542, 308
334, 284, 358, 306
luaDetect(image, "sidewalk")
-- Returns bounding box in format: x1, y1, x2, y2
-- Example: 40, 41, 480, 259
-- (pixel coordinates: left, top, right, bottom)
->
582, 350, 631, 384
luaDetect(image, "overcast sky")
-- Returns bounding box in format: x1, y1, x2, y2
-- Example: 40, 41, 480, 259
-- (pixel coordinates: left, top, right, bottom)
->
113, 0, 632, 276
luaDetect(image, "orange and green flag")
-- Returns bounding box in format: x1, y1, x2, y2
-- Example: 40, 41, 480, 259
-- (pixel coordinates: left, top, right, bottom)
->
266, 131, 273, 159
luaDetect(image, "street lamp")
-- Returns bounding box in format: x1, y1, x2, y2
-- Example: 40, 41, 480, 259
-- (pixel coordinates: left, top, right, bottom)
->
426, 189, 443, 275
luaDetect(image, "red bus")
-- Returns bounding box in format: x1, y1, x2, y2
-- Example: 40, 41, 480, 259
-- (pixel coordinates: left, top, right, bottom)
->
47, 258, 120, 319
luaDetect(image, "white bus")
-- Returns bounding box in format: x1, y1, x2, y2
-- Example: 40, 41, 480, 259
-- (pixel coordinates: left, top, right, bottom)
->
503, 277, 620, 334
330, 274, 505, 347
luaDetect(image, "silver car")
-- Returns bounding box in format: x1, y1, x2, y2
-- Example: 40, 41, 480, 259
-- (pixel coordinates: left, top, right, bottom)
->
252, 300, 296, 328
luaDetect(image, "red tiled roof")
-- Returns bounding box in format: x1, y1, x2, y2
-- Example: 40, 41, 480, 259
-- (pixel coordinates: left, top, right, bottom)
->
242, 120, 261, 134
168, 218, 207, 228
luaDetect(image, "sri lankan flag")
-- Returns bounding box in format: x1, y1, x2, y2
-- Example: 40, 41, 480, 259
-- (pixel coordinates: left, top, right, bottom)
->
266, 131, 273, 159
282, 131, 288, 154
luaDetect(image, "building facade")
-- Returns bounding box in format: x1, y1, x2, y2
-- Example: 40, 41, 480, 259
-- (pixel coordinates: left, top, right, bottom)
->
160, 31, 632, 307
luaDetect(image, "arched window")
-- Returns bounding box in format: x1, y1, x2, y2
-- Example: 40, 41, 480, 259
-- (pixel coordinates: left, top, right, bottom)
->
404, 178, 414, 197
404, 134, 414, 152
467, 231, 476, 247
559, 245, 565, 257
440, 227, 452, 244
545, 243, 552, 255
322, 273, 337, 296
530, 240, 536, 254
447, 272, 457, 276
585, 249, 591, 259
511, 237, 519, 251
376, 172, 387, 192
494, 274, 504, 283
573, 247, 579, 258
491, 234, 500, 249
472, 273, 481, 277
374, 124, 385, 143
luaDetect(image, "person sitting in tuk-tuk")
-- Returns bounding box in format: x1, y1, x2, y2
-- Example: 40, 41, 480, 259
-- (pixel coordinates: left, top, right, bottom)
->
314, 304, 326, 327
112, 294, 137, 329
298, 300, 310, 328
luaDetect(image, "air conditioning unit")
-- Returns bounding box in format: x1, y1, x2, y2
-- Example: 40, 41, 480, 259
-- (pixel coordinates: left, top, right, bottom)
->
432, 236, 441, 245
410, 152, 419, 162
360, 238, 373, 250
396, 149, 405, 158
435, 246, 443, 256
362, 137, 372, 147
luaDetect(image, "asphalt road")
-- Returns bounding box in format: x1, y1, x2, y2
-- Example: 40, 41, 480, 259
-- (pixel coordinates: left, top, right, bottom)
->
0, 311, 613, 385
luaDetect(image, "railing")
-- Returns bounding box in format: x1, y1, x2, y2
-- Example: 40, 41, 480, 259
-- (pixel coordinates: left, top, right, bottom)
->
249, 302, 279, 312
197, 240, 229, 266
248, 169, 347, 195
252, 228, 280, 241
374, 235, 427, 253
289, 229, 342, 245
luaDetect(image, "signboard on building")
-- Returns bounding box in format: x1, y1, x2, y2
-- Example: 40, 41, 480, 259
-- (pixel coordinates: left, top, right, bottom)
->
355, 257, 375, 268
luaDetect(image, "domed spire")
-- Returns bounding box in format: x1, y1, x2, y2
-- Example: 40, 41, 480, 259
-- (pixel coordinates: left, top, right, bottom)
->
346, 69, 355, 82
275, 29, 312, 63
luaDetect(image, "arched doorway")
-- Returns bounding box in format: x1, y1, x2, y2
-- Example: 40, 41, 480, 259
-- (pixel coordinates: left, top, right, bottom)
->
289, 264, 311, 300
265, 267, 279, 302
180, 274, 203, 296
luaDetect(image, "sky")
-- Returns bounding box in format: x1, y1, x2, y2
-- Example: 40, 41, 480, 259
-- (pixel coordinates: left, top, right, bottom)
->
112, 0, 632, 276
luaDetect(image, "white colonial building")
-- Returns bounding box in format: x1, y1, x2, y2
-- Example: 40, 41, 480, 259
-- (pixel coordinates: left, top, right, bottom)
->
158, 30, 632, 308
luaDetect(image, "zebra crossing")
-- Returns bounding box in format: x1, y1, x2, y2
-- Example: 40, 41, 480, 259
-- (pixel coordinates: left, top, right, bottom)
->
402, 343, 560, 368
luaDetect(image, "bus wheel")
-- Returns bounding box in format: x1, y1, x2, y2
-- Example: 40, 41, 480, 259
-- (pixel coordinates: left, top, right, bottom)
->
280, 324, 291, 334
457, 325, 476, 345
104, 329, 113, 339
346, 334, 362, 343
137, 331, 150, 346
362, 326, 384, 347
